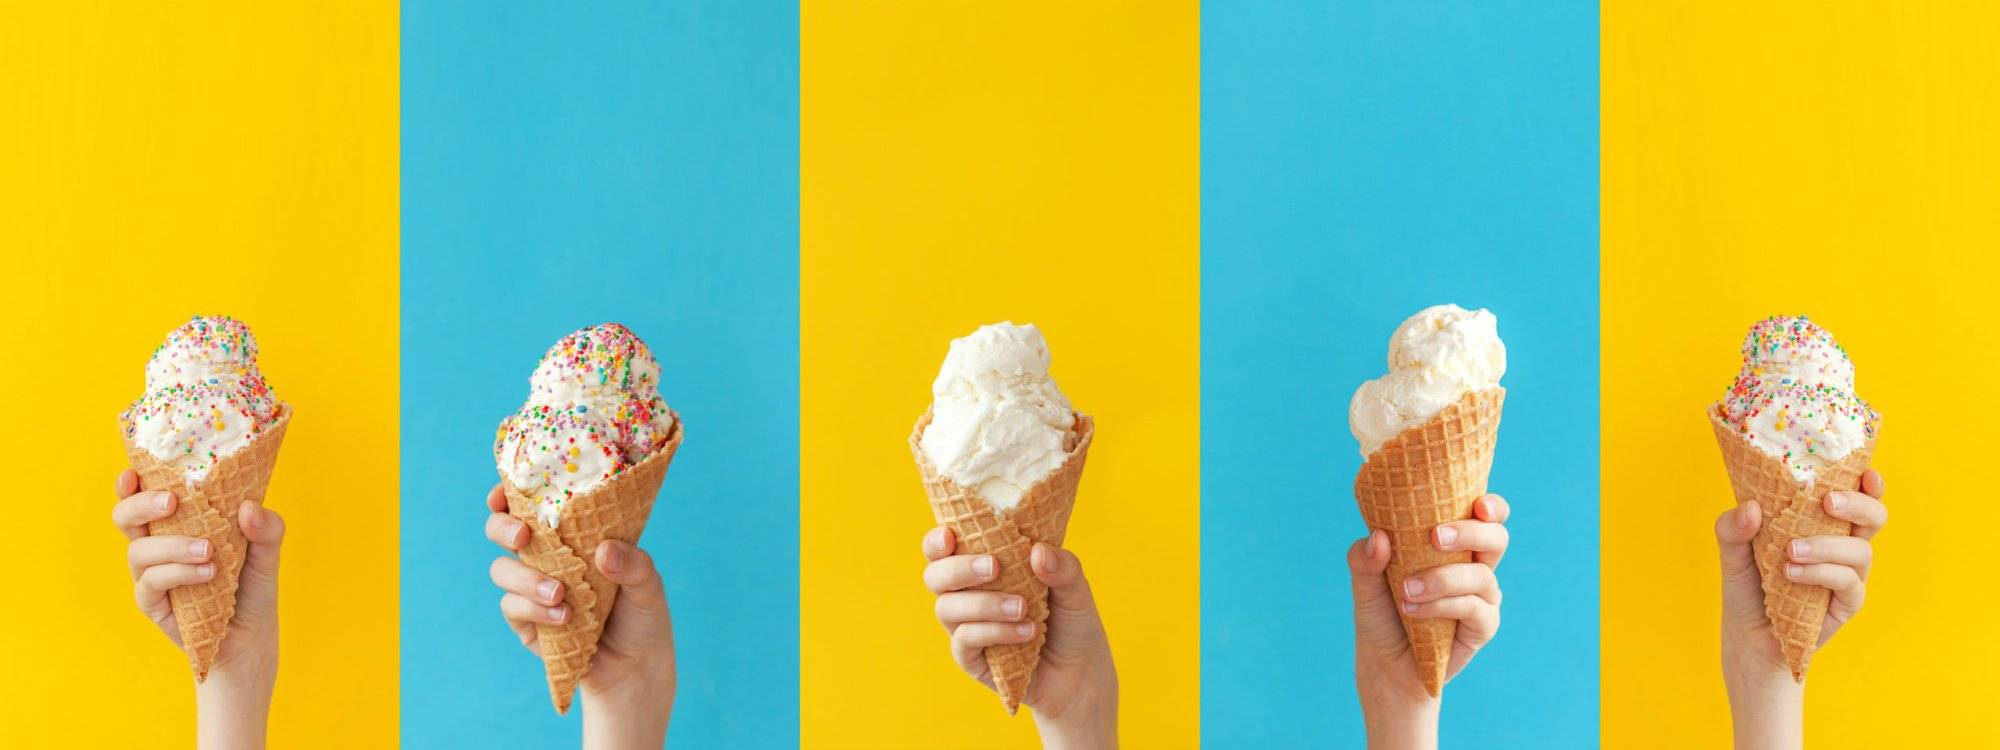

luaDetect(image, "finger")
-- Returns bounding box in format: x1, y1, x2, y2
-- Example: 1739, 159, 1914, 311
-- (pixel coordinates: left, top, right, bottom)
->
490, 556, 564, 605
1031, 543, 1096, 613
111, 491, 177, 540
1474, 493, 1510, 525
924, 554, 997, 594
1825, 490, 1887, 539
1402, 562, 1500, 605
135, 562, 217, 603
952, 620, 1038, 650
935, 591, 1025, 627
1436, 520, 1509, 568
485, 513, 529, 552
922, 526, 956, 562
486, 483, 507, 514
1789, 535, 1872, 578
1716, 503, 1765, 615
1860, 469, 1884, 499
501, 592, 569, 625
595, 540, 667, 615
127, 535, 212, 578
115, 469, 140, 500
1347, 530, 1404, 640
1786, 562, 1864, 608
239, 503, 285, 580
1400, 593, 1497, 628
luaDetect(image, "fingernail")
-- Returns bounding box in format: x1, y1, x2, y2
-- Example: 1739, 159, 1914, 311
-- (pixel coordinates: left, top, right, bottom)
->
1785, 564, 1803, 580
1404, 578, 1425, 597
1829, 493, 1846, 512
548, 605, 568, 623
1790, 540, 1810, 559
1016, 622, 1034, 638
974, 556, 995, 577
189, 540, 210, 558
1002, 597, 1023, 618
602, 545, 624, 575
1403, 601, 1419, 614
1736, 506, 1753, 529
245, 506, 263, 531
925, 528, 944, 552
537, 580, 560, 603
1435, 526, 1458, 549
154, 493, 171, 512
197, 563, 216, 579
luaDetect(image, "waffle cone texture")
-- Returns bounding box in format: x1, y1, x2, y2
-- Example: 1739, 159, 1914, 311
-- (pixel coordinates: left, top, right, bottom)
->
503, 413, 683, 714
910, 409, 1094, 715
123, 407, 292, 682
1708, 407, 1874, 681
1353, 387, 1504, 697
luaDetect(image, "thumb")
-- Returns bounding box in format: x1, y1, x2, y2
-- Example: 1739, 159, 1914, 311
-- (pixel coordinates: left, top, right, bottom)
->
596, 540, 670, 619
236, 502, 285, 618
1715, 503, 1765, 620
1031, 543, 1105, 656
1347, 530, 1405, 649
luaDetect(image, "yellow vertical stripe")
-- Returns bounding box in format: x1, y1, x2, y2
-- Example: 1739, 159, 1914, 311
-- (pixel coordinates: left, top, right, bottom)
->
0, 3, 398, 746
1604, 3, 2000, 746
801, 2, 1200, 746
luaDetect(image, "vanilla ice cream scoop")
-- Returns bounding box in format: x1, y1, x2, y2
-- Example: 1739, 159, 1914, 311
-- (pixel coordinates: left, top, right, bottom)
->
121, 316, 284, 482
1718, 316, 1877, 483
496, 323, 675, 528
1349, 304, 1507, 456
919, 322, 1077, 511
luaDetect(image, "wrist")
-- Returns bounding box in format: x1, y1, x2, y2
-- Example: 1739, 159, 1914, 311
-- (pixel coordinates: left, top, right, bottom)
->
1357, 661, 1440, 750
581, 666, 674, 749
194, 653, 277, 750
1721, 646, 1803, 750
1033, 668, 1118, 750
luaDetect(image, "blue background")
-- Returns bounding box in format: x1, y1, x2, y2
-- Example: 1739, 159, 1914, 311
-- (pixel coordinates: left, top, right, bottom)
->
1200, 1, 1599, 746
400, 2, 797, 746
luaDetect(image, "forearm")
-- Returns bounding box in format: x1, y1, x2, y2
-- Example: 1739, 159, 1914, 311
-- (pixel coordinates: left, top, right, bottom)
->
194, 656, 277, 750
1723, 651, 1803, 750
1359, 688, 1440, 750
581, 678, 674, 749
1032, 687, 1117, 750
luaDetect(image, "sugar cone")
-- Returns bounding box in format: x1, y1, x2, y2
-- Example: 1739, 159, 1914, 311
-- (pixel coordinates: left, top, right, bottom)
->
911, 409, 1093, 715
503, 413, 682, 714
1353, 388, 1503, 697
1708, 407, 1874, 681
123, 407, 292, 682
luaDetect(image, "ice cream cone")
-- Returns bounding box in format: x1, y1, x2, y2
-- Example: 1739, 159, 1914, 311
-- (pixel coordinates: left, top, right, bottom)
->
123, 407, 292, 682
1354, 387, 1504, 697
911, 409, 1093, 715
1708, 407, 1874, 681
503, 413, 682, 714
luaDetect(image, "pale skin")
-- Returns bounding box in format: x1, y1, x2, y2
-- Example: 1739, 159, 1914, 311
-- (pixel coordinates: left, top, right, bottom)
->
1716, 469, 1887, 750
1345, 493, 1512, 750
113, 469, 284, 750
922, 527, 1118, 750
484, 484, 676, 748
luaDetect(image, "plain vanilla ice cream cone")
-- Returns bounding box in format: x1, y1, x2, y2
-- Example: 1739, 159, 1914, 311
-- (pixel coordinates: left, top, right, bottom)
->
912, 410, 1093, 714
1355, 388, 1503, 696
504, 418, 681, 713
1709, 316, 1880, 682
1349, 304, 1507, 697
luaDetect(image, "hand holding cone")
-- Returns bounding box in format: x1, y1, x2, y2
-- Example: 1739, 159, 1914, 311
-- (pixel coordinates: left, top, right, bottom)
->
912, 409, 1093, 714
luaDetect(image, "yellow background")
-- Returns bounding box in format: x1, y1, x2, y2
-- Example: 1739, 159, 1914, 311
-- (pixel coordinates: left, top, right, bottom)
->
801, 1, 1200, 746
0, 3, 398, 745
1604, 3, 2000, 746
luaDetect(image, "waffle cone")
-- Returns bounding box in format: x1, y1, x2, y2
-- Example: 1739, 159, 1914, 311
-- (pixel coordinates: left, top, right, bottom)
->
123, 407, 292, 682
911, 409, 1093, 715
503, 413, 683, 714
1354, 388, 1504, 697
1708, 407, 1874, 681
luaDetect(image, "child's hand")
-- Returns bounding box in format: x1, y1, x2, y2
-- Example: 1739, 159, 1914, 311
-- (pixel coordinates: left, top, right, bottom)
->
484, 484, 674, 748
1347, 493, 1510, 748
922, 526, 1117, 750
1715, 469, 1886, 746
114, 468, 284, 748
